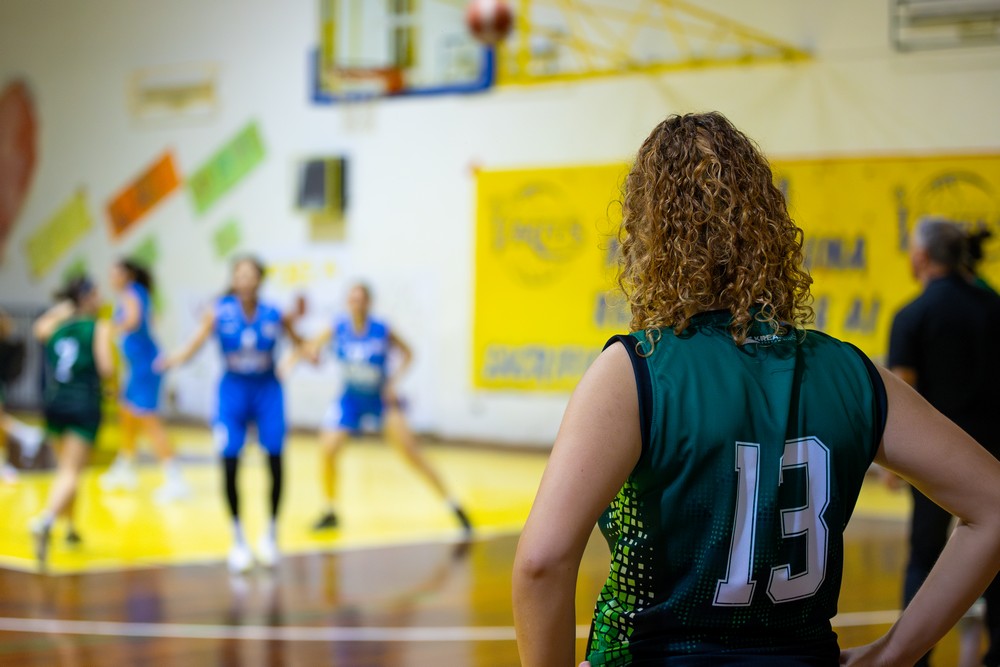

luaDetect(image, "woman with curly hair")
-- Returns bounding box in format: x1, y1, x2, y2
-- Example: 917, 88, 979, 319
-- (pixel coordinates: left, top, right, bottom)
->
512, 112, 1000, 666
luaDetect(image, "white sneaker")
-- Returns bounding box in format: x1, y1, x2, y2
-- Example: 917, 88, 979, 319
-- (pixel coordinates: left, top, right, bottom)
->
100, 458, 138, 491
227, 542, 254, 574
0, 463, 18, 484
153, 475, 191, 504
15, 425, 44, 463
256, 534, 280, 568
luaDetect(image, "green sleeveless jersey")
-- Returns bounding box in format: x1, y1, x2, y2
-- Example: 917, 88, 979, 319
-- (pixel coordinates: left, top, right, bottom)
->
588, 311, 885, 665
44, 317, 101, 413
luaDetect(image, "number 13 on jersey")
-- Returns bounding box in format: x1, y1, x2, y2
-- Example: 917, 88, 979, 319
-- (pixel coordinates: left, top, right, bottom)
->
714, 436, 831, 606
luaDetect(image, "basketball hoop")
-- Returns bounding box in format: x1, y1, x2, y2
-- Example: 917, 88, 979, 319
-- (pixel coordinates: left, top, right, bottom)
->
321, 66, 405, 102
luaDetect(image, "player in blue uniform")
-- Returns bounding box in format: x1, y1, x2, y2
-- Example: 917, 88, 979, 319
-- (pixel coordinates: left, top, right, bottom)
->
512, 112, 1000, 666
163, 256, 303, 573
101, 259, 190, 502
303, 283, 470, 533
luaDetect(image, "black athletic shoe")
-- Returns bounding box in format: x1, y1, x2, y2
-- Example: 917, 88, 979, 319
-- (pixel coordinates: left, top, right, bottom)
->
312, 512, 339, 531
453, 506, 473, 534
66, 529, 82, 546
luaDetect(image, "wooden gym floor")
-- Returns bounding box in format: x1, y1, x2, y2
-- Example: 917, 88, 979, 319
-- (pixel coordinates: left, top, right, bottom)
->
0, 419, 986, 666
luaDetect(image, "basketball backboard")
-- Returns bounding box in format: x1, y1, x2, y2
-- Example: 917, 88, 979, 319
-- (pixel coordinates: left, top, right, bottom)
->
314, 0, 494, 103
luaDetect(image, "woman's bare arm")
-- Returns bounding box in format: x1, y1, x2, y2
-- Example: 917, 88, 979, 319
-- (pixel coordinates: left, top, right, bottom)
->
513, 342, 642, 667
33, 301, 76, 343
114, 289, 142, 335
841, 367, 1000, 665
93, 320, 114, 379
159, 310, 216, 370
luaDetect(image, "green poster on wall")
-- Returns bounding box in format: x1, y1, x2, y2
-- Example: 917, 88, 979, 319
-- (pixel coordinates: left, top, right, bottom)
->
188, 122, 266, 215
26, 191, 94, 280
213, 218, 242, 259
130, 235, 159, 267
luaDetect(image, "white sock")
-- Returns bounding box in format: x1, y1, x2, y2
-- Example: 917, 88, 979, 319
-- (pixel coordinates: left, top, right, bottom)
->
163, 459, 183, 480
7, 418, 41, 443
232, 521, 246, 546
39, 512, 55, 530
268, 520, 277, 542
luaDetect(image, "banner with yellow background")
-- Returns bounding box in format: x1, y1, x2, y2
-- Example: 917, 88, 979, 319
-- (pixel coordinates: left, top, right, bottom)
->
473, 154, 1000, 391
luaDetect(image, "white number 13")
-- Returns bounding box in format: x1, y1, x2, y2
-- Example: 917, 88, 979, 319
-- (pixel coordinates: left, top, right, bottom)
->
714, 437, 830, 606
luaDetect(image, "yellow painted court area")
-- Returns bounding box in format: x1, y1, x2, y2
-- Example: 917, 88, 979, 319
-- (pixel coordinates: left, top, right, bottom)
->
0, 421, 913, 575
0, 423, 548, 574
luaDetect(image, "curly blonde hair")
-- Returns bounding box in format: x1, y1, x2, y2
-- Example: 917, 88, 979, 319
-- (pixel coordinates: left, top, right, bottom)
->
619, 112, 813, 348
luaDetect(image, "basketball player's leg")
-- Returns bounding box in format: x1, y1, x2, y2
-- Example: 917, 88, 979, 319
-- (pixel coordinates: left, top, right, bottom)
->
0, 397, 12, 483
101, 401, 139, 491
253, 376, 286, 566
384, 405, 471, 532
313, 394, 358, 530
134, 410, 190, 502
314, 428, 349, 529
61, 492, 81, 544
217, 375, 253, 573
33, 429, 92, 567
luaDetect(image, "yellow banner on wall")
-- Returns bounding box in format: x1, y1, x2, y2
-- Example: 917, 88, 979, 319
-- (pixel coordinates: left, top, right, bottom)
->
473, 154, 1000, 391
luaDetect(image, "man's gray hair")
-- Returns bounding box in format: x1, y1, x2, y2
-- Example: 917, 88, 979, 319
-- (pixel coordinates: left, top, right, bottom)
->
913, 217, 967, 271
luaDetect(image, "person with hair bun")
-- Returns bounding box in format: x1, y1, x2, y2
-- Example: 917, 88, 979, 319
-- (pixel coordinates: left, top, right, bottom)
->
161, 256, 304, 574
100, 258, 190, 502
30, 275, 114, 569
512, 113, 1000, 666
889, 217, 1000, 667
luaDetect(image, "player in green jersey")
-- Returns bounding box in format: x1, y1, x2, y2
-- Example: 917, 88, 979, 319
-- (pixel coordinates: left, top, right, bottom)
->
30, 276, 113, 569
512, 112, 1000, 666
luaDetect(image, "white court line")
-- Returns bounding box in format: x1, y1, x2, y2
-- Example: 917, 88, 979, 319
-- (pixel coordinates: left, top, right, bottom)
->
0, 611, 902, 642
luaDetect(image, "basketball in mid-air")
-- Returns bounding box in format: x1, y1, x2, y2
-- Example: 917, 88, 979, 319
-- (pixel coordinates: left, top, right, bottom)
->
466, 0, 514, 45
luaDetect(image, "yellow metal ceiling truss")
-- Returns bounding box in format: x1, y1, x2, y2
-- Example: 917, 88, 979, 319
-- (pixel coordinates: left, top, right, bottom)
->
498, 0, 811, 86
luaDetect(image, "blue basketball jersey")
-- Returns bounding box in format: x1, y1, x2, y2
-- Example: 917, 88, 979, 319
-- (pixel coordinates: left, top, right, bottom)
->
333, 317, 390, 396
116, 283, 159, 368
215, 295, 283, 375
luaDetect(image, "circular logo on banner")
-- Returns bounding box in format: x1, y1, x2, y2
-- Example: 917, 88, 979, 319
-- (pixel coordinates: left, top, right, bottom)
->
490, 183, 585, 286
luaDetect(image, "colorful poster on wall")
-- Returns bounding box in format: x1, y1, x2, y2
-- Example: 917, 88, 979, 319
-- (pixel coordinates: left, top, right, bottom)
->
473, 154, 1000, 391
213, 218, 242, 258
25, 191, 94, 280
106, 152, 181, 239
0, 80, 38, 262
188, 122, 266, 215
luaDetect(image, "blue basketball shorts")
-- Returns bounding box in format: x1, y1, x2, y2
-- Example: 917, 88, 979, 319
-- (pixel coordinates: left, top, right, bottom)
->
122, 362, 162, 414
323, 391, 384, 433
214, 372, 285, 458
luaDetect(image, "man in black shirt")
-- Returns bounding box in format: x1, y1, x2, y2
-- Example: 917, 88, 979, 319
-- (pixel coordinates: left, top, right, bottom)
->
889, 218, 1000, 667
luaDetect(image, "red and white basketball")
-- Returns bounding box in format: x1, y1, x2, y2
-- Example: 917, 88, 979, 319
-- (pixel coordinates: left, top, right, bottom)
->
466, 0, 514, 45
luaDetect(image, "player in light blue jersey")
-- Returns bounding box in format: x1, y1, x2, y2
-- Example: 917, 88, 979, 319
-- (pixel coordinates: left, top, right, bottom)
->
300, 283, 470, 533
163, 256, 304, 573
101, 259, 190, 502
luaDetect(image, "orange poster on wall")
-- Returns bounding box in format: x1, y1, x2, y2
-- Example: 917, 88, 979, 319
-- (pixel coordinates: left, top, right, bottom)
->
106, 152, 181, 239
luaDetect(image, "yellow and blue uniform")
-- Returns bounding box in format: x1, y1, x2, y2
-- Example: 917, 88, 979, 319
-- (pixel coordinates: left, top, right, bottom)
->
588, 312, 886, 666
213, 295, 285, 458
115, 282, 161, 413
324, 316, 390, 432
